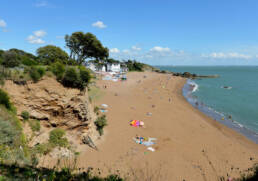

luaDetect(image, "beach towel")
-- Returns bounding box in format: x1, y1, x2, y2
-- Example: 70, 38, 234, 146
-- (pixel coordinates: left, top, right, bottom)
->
130, 120, 144, 127
101, 104, 108, 108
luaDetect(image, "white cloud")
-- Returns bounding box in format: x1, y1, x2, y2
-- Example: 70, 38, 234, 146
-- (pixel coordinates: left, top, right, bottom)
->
110, 48, 120, 53
202, 52, 252, 59
0, 19, 7, 28
123, 49, 130, 53
150, 46, 170, 52
27, 30, 47, 44
132, 46, 141, 51
33, 30, 46, 37
35, 1, 48, 7
92, 21, 107, 29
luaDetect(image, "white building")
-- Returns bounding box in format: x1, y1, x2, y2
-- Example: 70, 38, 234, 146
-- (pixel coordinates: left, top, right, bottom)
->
86, 62, 105, 72
107, 63, 120, 72
86, 61, 127, 73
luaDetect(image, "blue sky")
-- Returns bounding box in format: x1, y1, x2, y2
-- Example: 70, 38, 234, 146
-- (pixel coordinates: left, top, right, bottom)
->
1, 0, 258, 65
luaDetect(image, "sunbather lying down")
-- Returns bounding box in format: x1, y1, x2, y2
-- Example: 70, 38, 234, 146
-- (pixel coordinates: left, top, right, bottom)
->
133, 136, 157, 146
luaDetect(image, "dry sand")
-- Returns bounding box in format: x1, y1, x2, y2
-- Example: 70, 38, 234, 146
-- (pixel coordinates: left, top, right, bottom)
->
77, 72, 258, 181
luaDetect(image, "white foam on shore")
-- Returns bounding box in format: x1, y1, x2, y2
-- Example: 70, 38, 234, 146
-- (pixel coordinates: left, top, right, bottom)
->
188, 80, 199, 93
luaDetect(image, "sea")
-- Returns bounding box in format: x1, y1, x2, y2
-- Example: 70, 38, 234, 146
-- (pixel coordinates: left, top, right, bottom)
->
156, 66, 258, 143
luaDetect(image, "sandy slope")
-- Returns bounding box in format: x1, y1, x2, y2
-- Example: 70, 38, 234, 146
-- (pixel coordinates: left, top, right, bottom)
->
78, 72, 258, 181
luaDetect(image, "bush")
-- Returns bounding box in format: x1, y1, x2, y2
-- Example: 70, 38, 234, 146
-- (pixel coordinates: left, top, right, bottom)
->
21, 111, 29, 120
95, 115, 107, 136
94, 106, 100, 115
51, 62, 65, 80
79, 67, 91, 87
0, 89, 11, 110
29, 119, 40, 132
62, 67, 79, 88
49, 128, 68, 147
37, 67, 46, 77
2, 51, 20, 68
29, 67, 45, 82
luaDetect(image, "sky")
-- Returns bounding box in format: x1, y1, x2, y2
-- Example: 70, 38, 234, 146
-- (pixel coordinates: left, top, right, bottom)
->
1, 0, 258, 65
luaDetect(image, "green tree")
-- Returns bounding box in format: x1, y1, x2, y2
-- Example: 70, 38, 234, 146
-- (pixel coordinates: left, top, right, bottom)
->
8, 48, 38, 66
0, 50, 4, 64
36, 45, 69, 65
65, 32, 109, 65
2, 51, 20, 68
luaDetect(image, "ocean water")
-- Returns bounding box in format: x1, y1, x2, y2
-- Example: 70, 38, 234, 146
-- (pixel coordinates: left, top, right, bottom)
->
156, 66, 258, 143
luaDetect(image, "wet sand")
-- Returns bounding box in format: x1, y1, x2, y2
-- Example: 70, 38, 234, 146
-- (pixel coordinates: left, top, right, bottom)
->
78, 72, 258, 181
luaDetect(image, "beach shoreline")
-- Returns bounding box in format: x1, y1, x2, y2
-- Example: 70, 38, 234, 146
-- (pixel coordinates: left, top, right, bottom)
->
77, 71, 258, 180
183, 79, 258, 144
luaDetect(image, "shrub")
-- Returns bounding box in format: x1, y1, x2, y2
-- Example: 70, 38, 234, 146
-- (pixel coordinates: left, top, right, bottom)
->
37, 67, 46, 77
29, 67, 41, 82
0, 118, 20, 145
33, 143, 53, 155
51, 62, 65, 80
62, 67, 79, 88
49, 128, 68, 147
2, 51, 20, 68
21, 111, 29, 120
95, 115, 107, 136
29, 119, 40, 132
29, 67, 45, 82
0, 89, 11, 110
79, 68, 91, 88
94, 106, 100, 115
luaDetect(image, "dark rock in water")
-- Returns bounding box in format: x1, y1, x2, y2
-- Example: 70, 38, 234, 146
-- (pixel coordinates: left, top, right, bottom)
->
183, 72, 192, 77
222, 86, 232, 89
228, 115, 232, 119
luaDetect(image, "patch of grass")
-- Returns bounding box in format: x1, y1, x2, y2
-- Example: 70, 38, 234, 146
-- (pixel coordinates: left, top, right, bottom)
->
88, 86, 103, 102
21, 111, 29, 121
95, 115, 107, 136
0, 105, 32, 165
0, 118, 20, 145
28, 119, 40, 132
49, 128, 68, 147
33, 143, 53, 156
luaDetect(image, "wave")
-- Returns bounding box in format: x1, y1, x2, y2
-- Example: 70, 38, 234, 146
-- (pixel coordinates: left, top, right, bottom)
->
187, 80, 199, 93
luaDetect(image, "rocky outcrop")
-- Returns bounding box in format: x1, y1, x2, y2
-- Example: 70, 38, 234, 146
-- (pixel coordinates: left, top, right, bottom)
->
154, 69, 219, 79
3, 77, 96, 145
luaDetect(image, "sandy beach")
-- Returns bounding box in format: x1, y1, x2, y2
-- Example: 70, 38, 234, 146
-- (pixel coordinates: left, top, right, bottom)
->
77, 72, 258, 181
